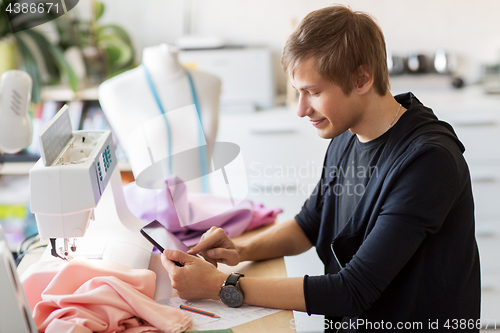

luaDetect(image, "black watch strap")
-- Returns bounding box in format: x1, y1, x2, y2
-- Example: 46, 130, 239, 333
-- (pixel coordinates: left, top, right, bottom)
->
225, 273, 244, 286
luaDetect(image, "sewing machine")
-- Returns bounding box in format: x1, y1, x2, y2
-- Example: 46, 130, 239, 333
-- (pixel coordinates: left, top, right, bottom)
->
0, 71, 150, 333
29, 105, 152, 268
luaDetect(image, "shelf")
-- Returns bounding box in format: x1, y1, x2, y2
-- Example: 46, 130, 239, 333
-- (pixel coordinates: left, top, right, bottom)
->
0, 162, 35, 175
41, 85, 99, 102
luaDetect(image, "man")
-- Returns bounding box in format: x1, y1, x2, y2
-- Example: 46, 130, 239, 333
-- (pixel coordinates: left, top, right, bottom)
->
162, 5, 480, 332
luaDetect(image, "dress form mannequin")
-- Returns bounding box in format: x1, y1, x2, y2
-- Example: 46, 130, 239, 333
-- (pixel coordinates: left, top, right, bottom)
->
99, 44, 221, 193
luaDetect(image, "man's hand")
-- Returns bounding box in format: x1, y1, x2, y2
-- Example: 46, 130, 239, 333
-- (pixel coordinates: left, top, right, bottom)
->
161, 249, 227, 300
187, 227, 242, 267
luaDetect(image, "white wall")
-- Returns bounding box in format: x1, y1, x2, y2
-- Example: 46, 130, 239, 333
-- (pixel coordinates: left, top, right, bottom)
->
94, 0, 500, 93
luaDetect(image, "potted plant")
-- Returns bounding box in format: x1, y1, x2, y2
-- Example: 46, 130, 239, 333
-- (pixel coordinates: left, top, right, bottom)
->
54, 0, 135, 85
0, 0, 78, 103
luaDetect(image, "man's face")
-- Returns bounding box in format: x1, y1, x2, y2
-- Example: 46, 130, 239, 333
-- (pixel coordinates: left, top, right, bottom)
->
290, 57, 361, 139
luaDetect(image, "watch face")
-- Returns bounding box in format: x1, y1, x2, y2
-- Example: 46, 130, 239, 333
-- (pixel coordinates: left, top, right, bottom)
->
220, 286, 243, 307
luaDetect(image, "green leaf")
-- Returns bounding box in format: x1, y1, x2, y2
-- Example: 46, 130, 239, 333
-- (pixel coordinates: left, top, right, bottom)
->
99, 36, 132, 63
96, 24, 135, 71
96, 24, 132, 45
94, 1, 105, 22
48, 43, 79, 92
13, 34, 42, 103
22, 29, 60, 82
21, 29, 79, 92
101, 43, 121, 63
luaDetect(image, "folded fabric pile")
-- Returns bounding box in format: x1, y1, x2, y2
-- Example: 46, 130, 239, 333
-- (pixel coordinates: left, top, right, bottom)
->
123, 177, 283, 246
21, 258, 192, 333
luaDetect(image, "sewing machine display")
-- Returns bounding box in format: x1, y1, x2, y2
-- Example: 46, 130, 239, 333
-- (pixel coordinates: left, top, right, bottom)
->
29, 106, 152, 268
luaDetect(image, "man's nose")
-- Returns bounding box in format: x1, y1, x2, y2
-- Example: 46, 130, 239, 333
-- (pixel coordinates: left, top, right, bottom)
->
296, 93, 313, 118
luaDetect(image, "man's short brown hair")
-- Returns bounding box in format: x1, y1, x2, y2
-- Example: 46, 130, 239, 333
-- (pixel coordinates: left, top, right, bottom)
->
282, 5, 389, 96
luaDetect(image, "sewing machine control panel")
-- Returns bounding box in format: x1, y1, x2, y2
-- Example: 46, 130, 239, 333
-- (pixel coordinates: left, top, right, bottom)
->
95, 137, 116, 193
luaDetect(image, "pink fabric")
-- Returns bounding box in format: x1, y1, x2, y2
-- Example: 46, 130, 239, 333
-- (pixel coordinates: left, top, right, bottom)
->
248, 203, 283, 230
123, 178, 282, 247
21, 258, 191, 333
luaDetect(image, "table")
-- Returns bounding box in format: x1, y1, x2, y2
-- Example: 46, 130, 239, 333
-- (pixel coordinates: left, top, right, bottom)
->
17, 225, 295, 332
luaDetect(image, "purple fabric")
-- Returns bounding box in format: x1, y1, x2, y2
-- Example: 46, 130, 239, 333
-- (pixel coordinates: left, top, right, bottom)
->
123, 177, 282, 247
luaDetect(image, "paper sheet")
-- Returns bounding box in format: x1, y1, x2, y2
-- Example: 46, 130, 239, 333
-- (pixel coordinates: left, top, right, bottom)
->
160, 297, 281, 330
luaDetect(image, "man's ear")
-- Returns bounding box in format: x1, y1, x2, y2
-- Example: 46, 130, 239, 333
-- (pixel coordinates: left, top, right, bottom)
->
355, 65, 374, 95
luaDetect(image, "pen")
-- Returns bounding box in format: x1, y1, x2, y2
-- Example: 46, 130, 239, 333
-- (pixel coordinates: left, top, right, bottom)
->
180, 304, 220, 318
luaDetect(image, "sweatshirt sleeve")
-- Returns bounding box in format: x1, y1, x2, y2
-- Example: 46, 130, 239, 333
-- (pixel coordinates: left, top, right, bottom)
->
303, 143, 461, 317
294, 178, 324, 246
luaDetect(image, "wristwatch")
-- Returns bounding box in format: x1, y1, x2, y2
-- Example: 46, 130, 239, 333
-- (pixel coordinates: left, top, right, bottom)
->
218, 273, 245, 307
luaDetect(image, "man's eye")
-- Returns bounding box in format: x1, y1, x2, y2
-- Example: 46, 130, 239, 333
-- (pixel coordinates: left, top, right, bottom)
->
310, 92, 320, 97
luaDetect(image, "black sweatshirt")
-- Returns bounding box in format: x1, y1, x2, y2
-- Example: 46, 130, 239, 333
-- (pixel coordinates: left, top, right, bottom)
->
295, 92, 480, 332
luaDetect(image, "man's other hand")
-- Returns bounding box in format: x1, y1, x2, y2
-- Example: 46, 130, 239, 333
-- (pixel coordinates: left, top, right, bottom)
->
187, 227, 241, 267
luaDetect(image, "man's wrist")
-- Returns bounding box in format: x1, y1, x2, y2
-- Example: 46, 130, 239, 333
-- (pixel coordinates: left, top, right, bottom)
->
235, 241, 250, 262
211, 272, 228, 300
